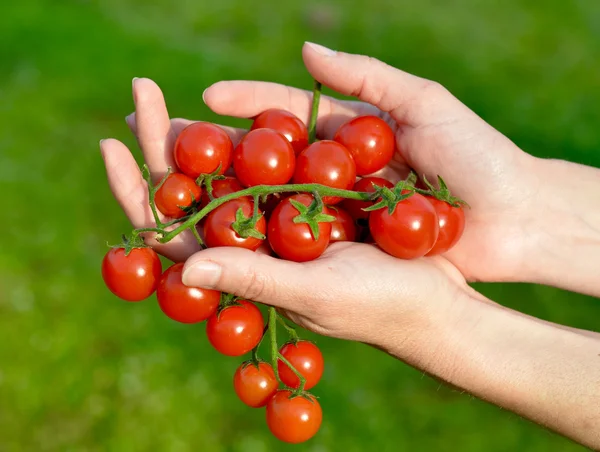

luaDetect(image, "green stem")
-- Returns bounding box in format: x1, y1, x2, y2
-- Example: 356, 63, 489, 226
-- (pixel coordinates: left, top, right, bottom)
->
277, 352, 307, 393
276, 314, 300, 342
143, 165, 171, 228
268, 307, 281, 383
308, 80, 322, 144
190, 225, 204, 247
158, 183, 374, 244
251, 324, 269, 364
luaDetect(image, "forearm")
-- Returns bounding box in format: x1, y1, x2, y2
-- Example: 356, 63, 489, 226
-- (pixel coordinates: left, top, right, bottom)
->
377, 292, 600, 449
524, 158, 600, 297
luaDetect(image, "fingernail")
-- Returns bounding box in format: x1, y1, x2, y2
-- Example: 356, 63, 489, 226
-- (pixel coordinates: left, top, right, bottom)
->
202, 88, 208, 104
305, 42, 336, 56
125, 113, 134, 127
99, 139, 105, 147
132, 78, 139, 104
132, 77, 139, 87
182, 261, 222, 288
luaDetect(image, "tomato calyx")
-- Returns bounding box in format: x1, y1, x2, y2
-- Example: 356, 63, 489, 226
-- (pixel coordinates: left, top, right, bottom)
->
285, 389, 319, 401
216, 292, 245, 316
109, 233, 150, 256
363, 180, 416, 215
417, 174, 469, 208
231, 198, 266, 240
289, 192, 336, 240
196, 165, 226, 201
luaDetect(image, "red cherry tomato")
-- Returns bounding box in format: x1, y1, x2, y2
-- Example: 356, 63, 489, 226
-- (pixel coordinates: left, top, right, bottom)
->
154, 173, 201, 219
203, 198, 266, 251
267, 194, 332, 262
174, 122, 233, 178
199, 177, 245, 209
368, 192, 439, 259
233, 129, 295, 187
293, 140, 356, 205
101, 247, 162, 302
266, 390, 322, 444
206, 300, 264, 356
233, 361, 278, 408
251, 109, 309, 154
329, 207, 357, 242
425, 197, 466, 256
156, 263, 221, 324
342, 176, 394, 223
334, 115, 395, 176
277, 341, 324, 390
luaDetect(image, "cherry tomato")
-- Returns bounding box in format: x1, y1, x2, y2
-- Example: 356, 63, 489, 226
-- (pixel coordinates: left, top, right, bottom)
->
154, 173, 201, 219
278, 341, 324, 390
342, 176, 394, 223
199, 177, 244, 209
266, 390, 322, 444
267, 194, 332, 262
174, 122, 233, 178
293, 140, 356, 205
206, 300, 264, 356
233, 129, 295, 186
203, 198, 266, 251
425, 197, 466, 256
156, 263, 221, 323
329, 207, 357, 242
334, 115, 395, 176
251, 109, 309, 154
233, 361, 278, 408
101, 247, 162, 302
368, 192, 439, 259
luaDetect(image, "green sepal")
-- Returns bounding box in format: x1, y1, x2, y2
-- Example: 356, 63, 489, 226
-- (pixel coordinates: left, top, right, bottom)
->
231, 207, 266, 240
289, 197, 335, 241
421, 175, 469, 208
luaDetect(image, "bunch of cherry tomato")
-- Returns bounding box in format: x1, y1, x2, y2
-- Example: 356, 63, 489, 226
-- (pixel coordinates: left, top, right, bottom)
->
101, 82, 466, 444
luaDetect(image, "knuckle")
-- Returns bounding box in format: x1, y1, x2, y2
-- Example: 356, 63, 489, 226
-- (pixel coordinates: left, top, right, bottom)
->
237, 267, 269, 301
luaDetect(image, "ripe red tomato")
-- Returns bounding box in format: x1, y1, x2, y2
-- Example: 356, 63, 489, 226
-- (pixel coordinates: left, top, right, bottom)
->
425, 197, 466, 256
206, 300, 264, 356
199, 177, 244, 209
251, 109, 309, 154
267, 194, 332, 262
156, 263, 221, 323
293, 140, 356, 205
233, 129, 295, 187
174, 122, 234, 178
278, 341, 324, 390
154, 173, 201, 219
329, 207, 357, 242
101, 247, 162, 302
233, 361, 278, 408
266, 390, 322, 444
334, 115, 395, 176
342, 176, 394, 222
368, 192, 439, 259
203, 198, 266, 251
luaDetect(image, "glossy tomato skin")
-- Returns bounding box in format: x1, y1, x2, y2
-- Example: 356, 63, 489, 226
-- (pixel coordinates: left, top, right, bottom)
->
199, 177, 244, 209
267, 194, 332, 262
174, 122, 234, 178
266, 390, 322, 444
154, 173, 201, 219
102, 247, 162, 302
156, 263, 221, 323
251, 109, 309, 154
342, 176, 395, 222
233, 362, 278, 408
293, 140, 356, 205
334, 115, 395, 176
425, 197, 466, 256
233, 129, 295, 187
278, 341, 324, 390
203, 198, 266, 251
206, 300, 264, 356
369, 192, 439, 259
329, 207, 357, 242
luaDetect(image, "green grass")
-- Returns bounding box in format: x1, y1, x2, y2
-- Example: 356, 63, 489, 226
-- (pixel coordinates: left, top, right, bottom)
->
1, 0, 599, 450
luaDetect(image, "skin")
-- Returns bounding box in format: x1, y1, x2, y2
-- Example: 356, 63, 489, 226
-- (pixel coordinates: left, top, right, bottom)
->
101, 43, 600, 448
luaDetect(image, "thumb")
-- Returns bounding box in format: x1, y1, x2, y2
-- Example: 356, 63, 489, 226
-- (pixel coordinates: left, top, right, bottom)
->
301, 42, 462, 126
181, 247, 316, 310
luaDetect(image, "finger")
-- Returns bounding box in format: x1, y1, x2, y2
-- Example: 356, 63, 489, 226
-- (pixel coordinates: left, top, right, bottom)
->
181, 247, 321, 311
132, 78, 177, 182
203, 80, 379, 140
301, 42, 467, 127
100, 138, 201, 262
126, 114, 248, 146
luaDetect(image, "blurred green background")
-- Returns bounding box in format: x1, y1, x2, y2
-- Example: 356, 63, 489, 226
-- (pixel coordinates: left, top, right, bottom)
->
1, 0, 599, 450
